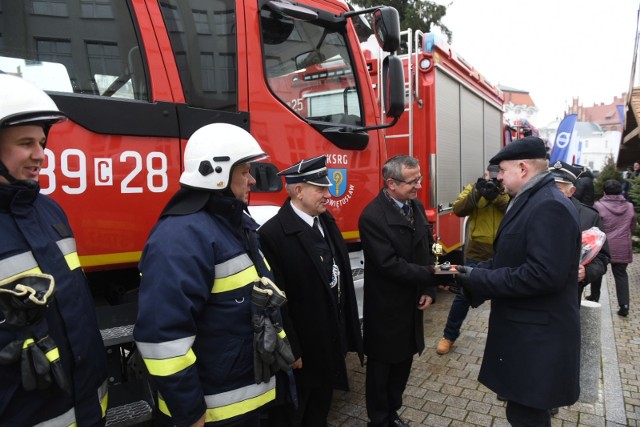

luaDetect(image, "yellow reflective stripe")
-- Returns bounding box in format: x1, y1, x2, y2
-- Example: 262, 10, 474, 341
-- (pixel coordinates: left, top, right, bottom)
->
98, 380, 109, 418
64, 252, 81, 271
136, 336, 195, 360
23, 338, 35, 349
277, 330, 286, 339
143, 348, 196, 377
100, 392, 108, 418
45, 347, 60, 363
260, 253, 271, 271
56, 238, 81, 271
158, 397, 170, 416
205, 381, 276, 422
158, 379, 276, 422
212, 265, 259, 294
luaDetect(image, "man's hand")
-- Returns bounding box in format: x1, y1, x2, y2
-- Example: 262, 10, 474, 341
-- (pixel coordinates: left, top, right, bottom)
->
455, 266, 484, 308
292, 357, 303, 369
190, 413, 206, 427
417, 294, 433, 311
578, 264, 586, 282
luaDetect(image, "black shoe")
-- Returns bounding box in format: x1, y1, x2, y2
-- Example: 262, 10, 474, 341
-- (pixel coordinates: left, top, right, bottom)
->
618, 305, 629, 317
389, 414, 410, 427
585, 295, 599, 302
496, 395, 507, 401
548, 407, 559, 416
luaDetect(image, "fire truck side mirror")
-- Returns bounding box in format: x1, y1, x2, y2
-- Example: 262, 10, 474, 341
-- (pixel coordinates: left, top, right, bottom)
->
373, 7, 400, 53
382, 55, 404, 119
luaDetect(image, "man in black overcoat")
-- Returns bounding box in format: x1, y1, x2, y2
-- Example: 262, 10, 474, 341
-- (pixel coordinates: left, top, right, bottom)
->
259, 156, 363, 427
456, 137, 582, 426
358, 155, 437, 427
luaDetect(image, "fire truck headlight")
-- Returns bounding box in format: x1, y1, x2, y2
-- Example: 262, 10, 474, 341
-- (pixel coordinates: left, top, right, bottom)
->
420, 58, 431, 71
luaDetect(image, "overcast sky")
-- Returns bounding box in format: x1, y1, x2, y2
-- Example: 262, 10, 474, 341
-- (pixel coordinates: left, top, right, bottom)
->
432, 0, 639, 127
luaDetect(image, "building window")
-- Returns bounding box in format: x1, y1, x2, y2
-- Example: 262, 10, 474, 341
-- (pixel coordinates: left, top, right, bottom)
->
161, 2, 185, 33
193, 9, 211, 34
31, 0, 68, 17
213, 9, 234, 36
81, 0, 115, 19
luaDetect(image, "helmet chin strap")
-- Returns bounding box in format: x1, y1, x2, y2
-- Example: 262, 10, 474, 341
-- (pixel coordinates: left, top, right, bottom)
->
0, 160, 39, 189
0, 160, 17, 185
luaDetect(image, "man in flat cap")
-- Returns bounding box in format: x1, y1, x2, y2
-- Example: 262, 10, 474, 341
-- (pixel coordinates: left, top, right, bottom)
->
358, 155, 437, 427
259, 155, 363, 427
455, 137, 582, 426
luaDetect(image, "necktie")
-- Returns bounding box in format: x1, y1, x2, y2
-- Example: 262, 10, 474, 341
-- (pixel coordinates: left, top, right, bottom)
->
313, 217, 323, 237
402, 204, 410, 216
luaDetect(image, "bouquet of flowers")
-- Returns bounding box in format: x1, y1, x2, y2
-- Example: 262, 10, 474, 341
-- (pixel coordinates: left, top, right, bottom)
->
580, 227, 606, 266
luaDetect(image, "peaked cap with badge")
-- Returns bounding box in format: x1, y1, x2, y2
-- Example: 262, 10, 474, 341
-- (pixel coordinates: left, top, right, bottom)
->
548, 160, 580, 184
489, 136, 547, 165
278, 155, 332, 186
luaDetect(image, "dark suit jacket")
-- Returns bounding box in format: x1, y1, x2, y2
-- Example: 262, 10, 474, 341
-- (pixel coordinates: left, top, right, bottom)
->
466, 173, 582, 409
358, 190, 436, 363
259, 200, 363, 390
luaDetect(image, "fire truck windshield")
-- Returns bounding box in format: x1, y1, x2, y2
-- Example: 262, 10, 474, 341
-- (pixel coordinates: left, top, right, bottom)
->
260, 8, 363, 128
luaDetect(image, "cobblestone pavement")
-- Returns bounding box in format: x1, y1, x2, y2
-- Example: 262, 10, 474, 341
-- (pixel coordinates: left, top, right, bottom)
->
328, 254, 640, 426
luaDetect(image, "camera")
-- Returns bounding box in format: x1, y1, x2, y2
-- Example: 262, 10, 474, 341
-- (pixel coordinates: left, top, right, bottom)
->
484, 179, 499, 192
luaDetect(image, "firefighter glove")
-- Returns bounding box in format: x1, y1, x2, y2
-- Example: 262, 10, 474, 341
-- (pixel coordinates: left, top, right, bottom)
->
0, 273, 55, 327
0, 333, 70, 394
251, 279, 294, 383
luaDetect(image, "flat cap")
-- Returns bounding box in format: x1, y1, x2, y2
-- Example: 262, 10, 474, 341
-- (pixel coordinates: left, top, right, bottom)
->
549, 160, 578, 184
278, 155, 332, 186
489, 136, 547, 165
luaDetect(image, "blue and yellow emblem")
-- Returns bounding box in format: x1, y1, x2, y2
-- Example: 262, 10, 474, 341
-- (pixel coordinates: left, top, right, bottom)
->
328, 168, 347, 197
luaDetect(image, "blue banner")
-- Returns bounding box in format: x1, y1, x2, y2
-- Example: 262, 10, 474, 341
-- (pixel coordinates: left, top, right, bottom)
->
617, 104, 625, 126
550, 114, 578, 163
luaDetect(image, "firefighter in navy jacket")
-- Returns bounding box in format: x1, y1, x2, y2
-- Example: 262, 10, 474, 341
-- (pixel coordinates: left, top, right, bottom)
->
134, 123, 288, 427
0, 75, 108, 426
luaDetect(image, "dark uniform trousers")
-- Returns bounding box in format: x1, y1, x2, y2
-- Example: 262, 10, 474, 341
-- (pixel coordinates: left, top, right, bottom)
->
506, 401, 551, 427
365, 356, 413, 427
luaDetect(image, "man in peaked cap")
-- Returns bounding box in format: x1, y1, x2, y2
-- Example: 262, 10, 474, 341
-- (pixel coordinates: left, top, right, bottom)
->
276, 155, 333, 186
259, 155, 363, 427
455, 137, 582, 425
548, 160, 609, 298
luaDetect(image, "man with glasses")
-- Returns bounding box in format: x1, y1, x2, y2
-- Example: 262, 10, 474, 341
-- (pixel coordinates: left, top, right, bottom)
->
455, 137, 582, 427
358, 155, 437, 427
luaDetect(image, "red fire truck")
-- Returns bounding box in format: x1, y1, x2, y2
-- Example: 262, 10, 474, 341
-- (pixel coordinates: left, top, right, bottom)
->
0, 0, 403, 423
365, 31, 506, 261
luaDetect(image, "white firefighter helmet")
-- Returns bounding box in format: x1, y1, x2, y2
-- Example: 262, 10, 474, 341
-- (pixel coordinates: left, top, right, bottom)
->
180, 123, 268, 190
0, 74, 66, 129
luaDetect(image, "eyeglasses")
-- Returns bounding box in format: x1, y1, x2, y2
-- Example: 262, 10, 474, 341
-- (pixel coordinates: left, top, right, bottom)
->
393, 176, 423, 186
